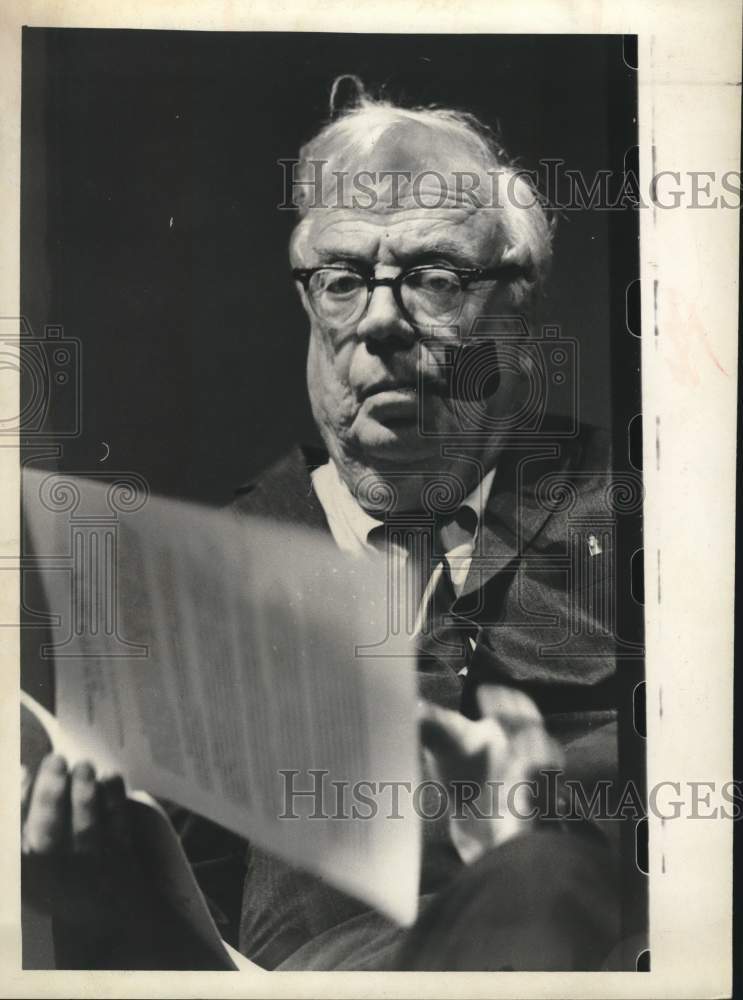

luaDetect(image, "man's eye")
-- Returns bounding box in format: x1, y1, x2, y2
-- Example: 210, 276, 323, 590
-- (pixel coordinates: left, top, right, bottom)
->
411, 270, 461, 294
322, 273, 364, 296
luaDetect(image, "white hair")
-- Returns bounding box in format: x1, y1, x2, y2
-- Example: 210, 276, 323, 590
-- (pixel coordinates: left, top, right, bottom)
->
292, 76, 554, 302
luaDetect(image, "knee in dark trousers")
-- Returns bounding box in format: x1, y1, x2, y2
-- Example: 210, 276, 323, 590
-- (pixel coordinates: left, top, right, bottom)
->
396, 829, 620, 971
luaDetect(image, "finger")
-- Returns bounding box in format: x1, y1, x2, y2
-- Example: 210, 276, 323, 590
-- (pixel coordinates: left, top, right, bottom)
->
99, 775, 131, 853
22, 754, 68, 854
478, 685, 543, 733
419, 702, 475, 757
70, 761, 100, 855
511, 724, 564, 772
478, 685, 543, 739
424, 702, 506, 756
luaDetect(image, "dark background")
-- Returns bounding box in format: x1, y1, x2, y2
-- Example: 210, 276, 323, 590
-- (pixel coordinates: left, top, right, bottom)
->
21, 29, 639, 505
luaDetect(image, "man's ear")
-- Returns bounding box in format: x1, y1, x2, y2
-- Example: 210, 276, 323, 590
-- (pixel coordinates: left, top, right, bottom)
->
294, 281, 312, 317
289, 223, 313, 317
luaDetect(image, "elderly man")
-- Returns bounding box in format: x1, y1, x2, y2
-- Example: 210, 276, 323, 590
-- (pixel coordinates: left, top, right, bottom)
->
22, 80, 624, 970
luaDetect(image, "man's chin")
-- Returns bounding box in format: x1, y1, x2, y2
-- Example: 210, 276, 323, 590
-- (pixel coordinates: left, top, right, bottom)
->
348, 415, 438, 465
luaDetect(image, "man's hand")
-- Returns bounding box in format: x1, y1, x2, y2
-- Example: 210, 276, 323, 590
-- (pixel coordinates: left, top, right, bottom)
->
419, 686, 563, 864
22, 754, 128, 857
21, 753, 161, 967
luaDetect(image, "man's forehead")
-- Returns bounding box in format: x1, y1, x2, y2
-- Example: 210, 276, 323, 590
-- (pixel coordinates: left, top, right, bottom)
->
295, 207, 503, 266
296, 117, 500, 213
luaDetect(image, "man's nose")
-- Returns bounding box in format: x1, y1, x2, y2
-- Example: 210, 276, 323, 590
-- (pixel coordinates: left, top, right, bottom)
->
356, 284, 416, 348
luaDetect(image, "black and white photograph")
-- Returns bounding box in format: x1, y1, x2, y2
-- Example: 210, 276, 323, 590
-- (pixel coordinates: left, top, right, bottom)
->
2, 1, 739, 995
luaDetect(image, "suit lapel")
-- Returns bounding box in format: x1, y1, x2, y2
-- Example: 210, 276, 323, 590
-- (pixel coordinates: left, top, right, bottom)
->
457, 439, 577, 603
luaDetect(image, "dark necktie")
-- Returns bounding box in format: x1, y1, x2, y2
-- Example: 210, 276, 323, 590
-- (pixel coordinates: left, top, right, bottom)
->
368, 506, 479, 665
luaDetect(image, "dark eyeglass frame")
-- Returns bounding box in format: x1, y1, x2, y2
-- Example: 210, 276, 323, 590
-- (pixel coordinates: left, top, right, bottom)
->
291, 262, 528, 326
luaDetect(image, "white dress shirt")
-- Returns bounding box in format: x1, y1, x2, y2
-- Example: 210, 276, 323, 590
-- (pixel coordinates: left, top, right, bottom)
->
311, 460, 496, 639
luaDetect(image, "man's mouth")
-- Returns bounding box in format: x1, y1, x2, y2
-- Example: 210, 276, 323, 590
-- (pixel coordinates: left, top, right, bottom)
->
362, 386, 419, 423
360, 374, 449, 400
360, 378, 419, 401
358, 377, 449, 427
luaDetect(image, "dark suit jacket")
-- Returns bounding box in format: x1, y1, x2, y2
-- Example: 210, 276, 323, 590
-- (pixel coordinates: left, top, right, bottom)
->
231, 421, 631, 968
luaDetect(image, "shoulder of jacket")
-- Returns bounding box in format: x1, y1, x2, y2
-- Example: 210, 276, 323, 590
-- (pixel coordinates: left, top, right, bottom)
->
230, 444, 329, 530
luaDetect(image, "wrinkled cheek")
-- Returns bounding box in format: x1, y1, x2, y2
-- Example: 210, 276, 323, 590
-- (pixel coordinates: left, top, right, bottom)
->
420, 392, 463, 436
306, 336, 357, 437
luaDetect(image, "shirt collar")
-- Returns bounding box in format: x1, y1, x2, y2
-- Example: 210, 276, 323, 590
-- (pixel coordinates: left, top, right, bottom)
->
311, 459, 496, 557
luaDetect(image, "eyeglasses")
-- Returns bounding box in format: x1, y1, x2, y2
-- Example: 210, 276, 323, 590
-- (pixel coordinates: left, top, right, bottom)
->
292, 263, 527, 329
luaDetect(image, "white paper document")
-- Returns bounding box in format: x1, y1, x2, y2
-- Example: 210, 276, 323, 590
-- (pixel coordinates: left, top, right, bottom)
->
23, 468, 421, 926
